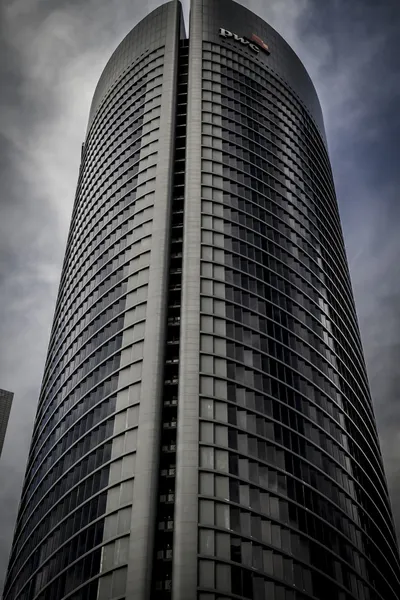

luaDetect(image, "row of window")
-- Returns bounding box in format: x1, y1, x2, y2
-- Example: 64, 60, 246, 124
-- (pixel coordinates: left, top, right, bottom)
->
198, 557, 362, 600
207, 74, 335, 230
53, 190, 153, 336
79, 115, 144, 208
202, 43, 330, 174
202, 85, 334, 205
82, 53, 163, 175
222, 245, 363, 396
39, 262, 147, 423
84, 46, 163, 165
35, 277, 145, 451
25, 393, 118, 497
198, 472, 395, 599
199, 329, 384, 511
11, 468, 132, 597
15, 360, 141, 596
201, 255, 359, 420
199, 304, 390, 529
217, 259, 370, 429
32, 336, 140, 494
197, 459, 382, 584
7, 451, 111, 598
58, 207, 152, 328
11, 495, 107, 599
199, 404, 390, 545
46, 209, 149, 379
7, 469, 108, 592
201, 140, 346, 307
207, 287, 377, 462
28, 375, 117, 483
215, 76, 337, 218
200, 179, 358, 357
66, 111, 158, 267
42, 313, 126, 408
67, 143, 155, 287
42, 322, 125, 416
79, 88, 159, 199
43, 234, 147, 397
202, 275, 381, 469
200, 401, 349, 483
201, 117, 343, 270
202, 46, 337, 221
200, 128, 349, 301
19, 417, 115, 538
17, 367, 119, 542
33, 547, 102, 600
61, 187, 151, 321
77, 117, 159, 223
201, 136, 349, 295
201, 223, 375, 432
201, 150, 344, 298
202, 92, 338, 226
201, 132, 334, 248
202, 101, 344, 251
197, 383, 397, 576
38, 335, 123, 435
201, 207, 360, 351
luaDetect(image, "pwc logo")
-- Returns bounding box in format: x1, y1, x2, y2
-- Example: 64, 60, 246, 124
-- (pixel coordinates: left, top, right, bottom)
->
219, 28, 270, 55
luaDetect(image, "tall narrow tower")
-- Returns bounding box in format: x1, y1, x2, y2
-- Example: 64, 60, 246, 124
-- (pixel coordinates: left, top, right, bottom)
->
4, 1, 400, 599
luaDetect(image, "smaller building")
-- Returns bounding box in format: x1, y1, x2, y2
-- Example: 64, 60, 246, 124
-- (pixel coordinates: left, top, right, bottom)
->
0, 389, 13, 457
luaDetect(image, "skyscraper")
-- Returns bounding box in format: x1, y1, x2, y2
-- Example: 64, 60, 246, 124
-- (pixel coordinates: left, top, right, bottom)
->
4, 0, 400, 598
0, 388, 13, 457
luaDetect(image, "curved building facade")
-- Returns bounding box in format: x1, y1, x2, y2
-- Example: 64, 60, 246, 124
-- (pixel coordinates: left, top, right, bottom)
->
4, 3, 183, 599
4, 1, 400, 600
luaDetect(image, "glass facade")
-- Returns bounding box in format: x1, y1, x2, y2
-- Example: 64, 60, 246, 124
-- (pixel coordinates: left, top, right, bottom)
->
196, 41, 399, 600
4, 1, 400, 599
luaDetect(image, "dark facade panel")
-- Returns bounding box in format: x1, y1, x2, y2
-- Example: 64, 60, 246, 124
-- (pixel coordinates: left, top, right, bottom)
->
0, 388, 13, 456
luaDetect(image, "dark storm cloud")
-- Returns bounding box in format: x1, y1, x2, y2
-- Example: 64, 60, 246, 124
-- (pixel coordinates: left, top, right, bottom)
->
0, 0, 399, 591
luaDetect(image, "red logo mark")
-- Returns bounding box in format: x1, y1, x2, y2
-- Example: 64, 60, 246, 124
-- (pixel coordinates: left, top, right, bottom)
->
251, 34, 270, 54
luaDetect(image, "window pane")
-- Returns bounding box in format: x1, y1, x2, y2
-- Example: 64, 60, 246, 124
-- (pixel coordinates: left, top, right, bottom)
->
215, 503, 230, 529
199, 560, 215, 587
200, 472, 214, 496
199, 529, 215, 556
216, 563, 231, 592
199, 500, 214, 526
200, 446, 214, 469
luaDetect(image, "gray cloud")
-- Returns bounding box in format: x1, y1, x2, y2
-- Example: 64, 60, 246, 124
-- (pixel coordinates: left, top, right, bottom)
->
0, 0, 399, 590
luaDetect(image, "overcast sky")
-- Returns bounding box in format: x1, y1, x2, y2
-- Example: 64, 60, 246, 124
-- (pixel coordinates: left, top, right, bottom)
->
1, 0, 400, 590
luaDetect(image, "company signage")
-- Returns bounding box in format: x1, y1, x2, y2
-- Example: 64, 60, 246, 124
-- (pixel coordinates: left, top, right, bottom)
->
219, 28, 270, 55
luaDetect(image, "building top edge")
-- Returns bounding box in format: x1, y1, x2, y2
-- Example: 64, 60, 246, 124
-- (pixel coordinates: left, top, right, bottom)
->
86, 1, 184, 134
